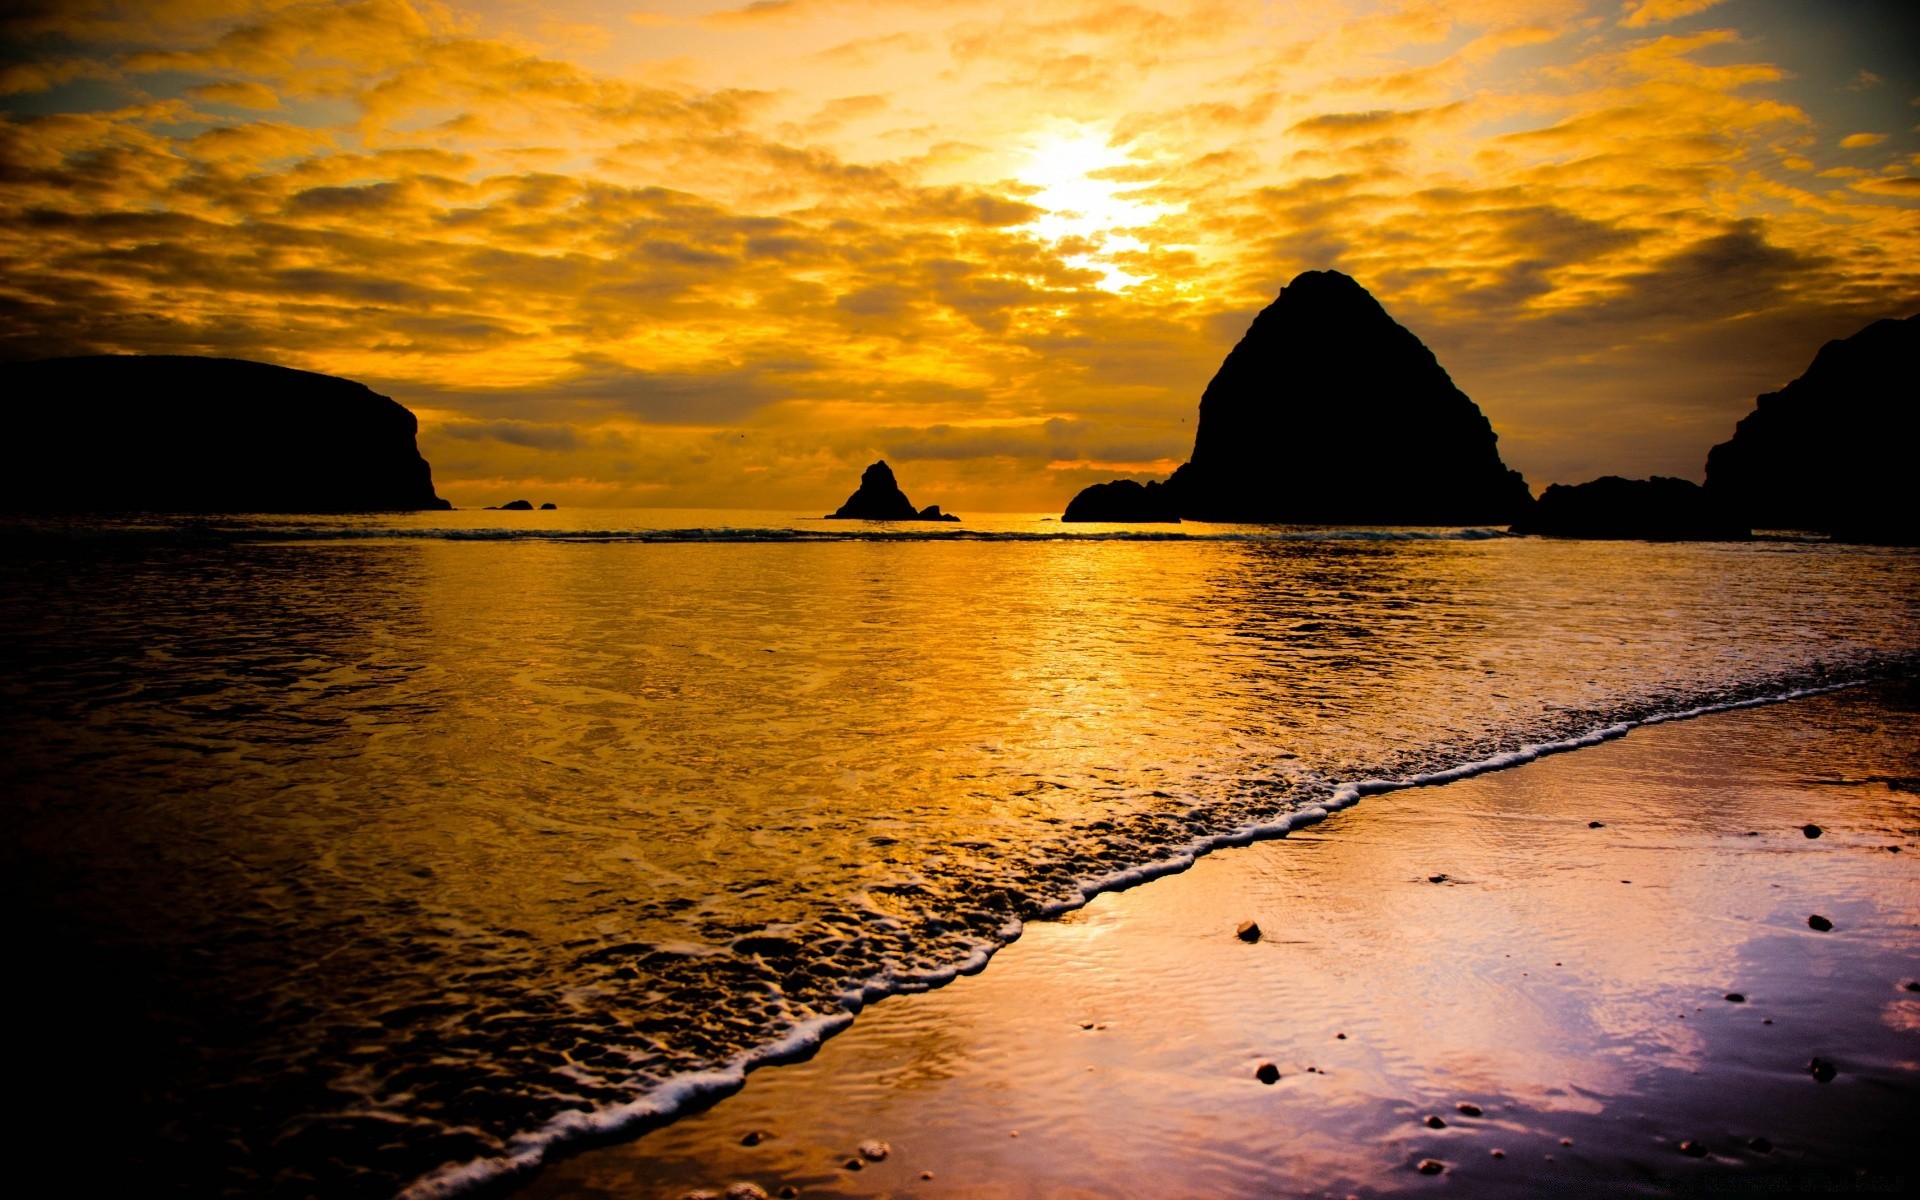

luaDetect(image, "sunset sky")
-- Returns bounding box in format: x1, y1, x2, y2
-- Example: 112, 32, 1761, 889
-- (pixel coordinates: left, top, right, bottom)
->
2, 0, 1915, 510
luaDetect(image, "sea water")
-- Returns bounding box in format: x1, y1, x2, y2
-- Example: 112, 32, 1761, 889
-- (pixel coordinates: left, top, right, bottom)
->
1, 512, 1914, 1197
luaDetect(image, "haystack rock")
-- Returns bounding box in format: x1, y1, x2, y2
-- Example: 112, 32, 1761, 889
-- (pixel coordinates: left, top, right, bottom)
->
1063, 271, 1532, 524
0, 355, 451, 512
825, 460, 960, 521
1704, 313, 1918, 543
1512, 476, 1748, 540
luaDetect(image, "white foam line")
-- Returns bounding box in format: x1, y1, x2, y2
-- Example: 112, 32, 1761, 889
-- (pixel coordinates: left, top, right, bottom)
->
398, 674, 1874, 1200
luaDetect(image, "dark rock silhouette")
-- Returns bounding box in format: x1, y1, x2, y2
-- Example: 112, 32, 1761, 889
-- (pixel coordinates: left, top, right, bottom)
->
539, 502, 557, 510
494, 500, 534, 511
1064, 271, 1532, 524
0, 355, 450, 512
825, 461, 959, 520
1061, 478, 1180, 523
1511, 476, 1748, 540
1705, 313, 1918, 543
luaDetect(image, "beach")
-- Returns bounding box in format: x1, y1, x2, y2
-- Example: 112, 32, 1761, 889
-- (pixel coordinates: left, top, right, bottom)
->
520, 680, 1920, 1199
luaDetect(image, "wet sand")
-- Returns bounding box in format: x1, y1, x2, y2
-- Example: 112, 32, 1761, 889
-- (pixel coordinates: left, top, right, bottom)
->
519, 682, 1920, 1199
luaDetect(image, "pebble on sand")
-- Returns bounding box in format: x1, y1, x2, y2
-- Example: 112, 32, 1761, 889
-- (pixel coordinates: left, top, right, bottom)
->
921, 1172, 934, 1181
1803, 824, 1823, 839
843, 1158, 864, 1171
778, 1188, 799, 1199
1808, 914, 1834, 932
1490, 1149, 1506, 1159
1256, 1062, 1281, 1084
1336, 1032, 1347, 1039
1906, 981, 1920, 993
1424, 1115, 1446, 1128
1236, 920, 1262, 942
1588, 821, 1605, 828
1808, 1057, 1837, 1083
1456, 1103, 1483, 1117
1678, 1140, 1708, 1158
859, 1141, 890, 1161
1428, 874, 1448, 883
1415, 1159, 1446, 1175
725, 1185, 770, 1200
1725, 993, 1746, 1003
741, 1130, 768, 1146
1749, 1137, 1773, 1154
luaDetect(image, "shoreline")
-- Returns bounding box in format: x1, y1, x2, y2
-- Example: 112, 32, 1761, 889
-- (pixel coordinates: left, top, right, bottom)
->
405, 675, 1894, 1200
507, 679, 1920, 1199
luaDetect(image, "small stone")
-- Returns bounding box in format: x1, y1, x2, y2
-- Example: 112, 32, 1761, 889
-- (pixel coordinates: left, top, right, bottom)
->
1889, 846, 1902, 853
1428, 874, 1448, 883
1802, 824, 1822, 838
1256, 1062, 1281, 1084
921, 1172, 934, 1181
1747, 831, 1760, 836
1906, 982, 1920, 993
741, 1130, 768, 1146
1490, 1149, 1506, 1159
684, 1192, 720, 1200
1749, 1136, 1773, 1154
1009, 1130, 1018, 1138
777, 1189, 800, 1200
1336, 1032, 1347, 1039
1560, 1139, 1573, 1147
1808, 1057, 1837, 1083
1236, 920, 1262, 942
1456, 1103, 1483, 1117
1679, 1140, 1708, 1158
1080, 1021, 1094, 1029
858, 1140, 890, 1161
1725, 993, 1746, 1003
1588, 821, 1604, 828
1415, 1159, 1445, 1175
726, 1186, 770, 1200
1425, 1115, 1446, 1128
1808, 914, 1834, 932
1764, 1019, 1773, 1025
843, 1159, 863, 1171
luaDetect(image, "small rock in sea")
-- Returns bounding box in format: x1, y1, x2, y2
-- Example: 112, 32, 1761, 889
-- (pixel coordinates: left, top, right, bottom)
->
1560, 1139, 1573, 1147
726, 1185, 770, 1200
1336, 1032, 1347, 1039
1009, 1130, 1018, 1138
1588, 821, 1605, 828
921, 1172, 934, 1181
741, 1130, 768, 1146
1747, 831, 1760, 837
1456, 1103, 1483, 1117
539, 502, 557, 510
1906, 981, 1920, 993
1802, 824, 1823, 839
1080, 1021, 1095, 1029
1425, 1115, 1446, 1128
1808, 1057, 1837, 1083
1678, 1140, 1708, 1158
1725, 993, 1746, 1003
779, 1188, 800, 1199
1808, 914, 1834, 932
843, 1158, 864, 1171
1889, 846, 1902, 853
1256, 1062, 1281, 1084
1490, 1149, 1506, 1159
1749, 1136, 1773, 1154
858, 1140, 890, 1161
1416, 1159, 1445, 1175
1236, 920, 1262, 942
1428, 874, 1448, 883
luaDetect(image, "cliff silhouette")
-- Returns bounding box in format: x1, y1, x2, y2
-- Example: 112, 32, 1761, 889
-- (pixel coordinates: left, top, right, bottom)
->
0, 355, 451, 513
1511, 476, 1747, 540
1063, 271, 1532, 524
1705, 313, 1918, 543
826, 461, 959, 520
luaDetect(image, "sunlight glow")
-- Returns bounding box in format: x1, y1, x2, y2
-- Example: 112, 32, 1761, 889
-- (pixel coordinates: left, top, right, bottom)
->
1017, 126, 1171, 292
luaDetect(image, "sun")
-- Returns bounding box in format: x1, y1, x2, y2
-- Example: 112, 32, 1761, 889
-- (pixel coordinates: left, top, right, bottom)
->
1016, 125, 1170, 291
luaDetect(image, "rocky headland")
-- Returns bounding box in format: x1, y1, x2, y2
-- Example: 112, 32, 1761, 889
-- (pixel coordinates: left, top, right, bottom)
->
1704, 313, 1917, 543
826, 461, 960, 521
1063, 271, 1533, 524
0, 355, 451, 512
1511, 476, 1748, 540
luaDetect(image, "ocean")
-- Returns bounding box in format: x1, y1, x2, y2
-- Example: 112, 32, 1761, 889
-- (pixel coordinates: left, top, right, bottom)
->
2, 510, 1915, 1198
